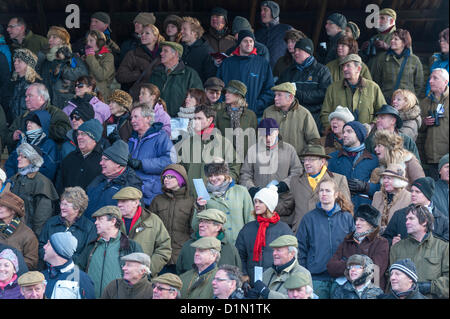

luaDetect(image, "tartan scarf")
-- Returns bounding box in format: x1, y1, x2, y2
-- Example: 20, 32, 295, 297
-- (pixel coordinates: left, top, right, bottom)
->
0, 216, 21, 238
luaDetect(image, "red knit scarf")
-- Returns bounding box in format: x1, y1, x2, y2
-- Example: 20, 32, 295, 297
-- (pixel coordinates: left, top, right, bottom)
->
123, 206, 142, 233
253, 212, 280, 262
196, 123, 215, 137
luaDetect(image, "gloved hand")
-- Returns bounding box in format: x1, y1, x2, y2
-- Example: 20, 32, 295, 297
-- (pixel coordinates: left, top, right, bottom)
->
248, 187, 261, 199
108, 129, 121, 144
418, 281, 431, 295
277, 181, 289, 194
253, 280, 270, 299
128, 156, 142, 170
348, 179, 370, 194
245, 287, 261, 299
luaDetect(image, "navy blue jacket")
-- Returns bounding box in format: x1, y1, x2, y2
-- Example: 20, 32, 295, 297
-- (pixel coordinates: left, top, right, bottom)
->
5, 110, 60, 182
217, 53, 274, 117
182, 37, 217, 83
328, 148, 380, 209
432, 179, 449, 218
255, 20, 292, 68
296, 203, 355, 280
225, 41, 270, 63
38, 215, 98, 269
84, 167, 142, 221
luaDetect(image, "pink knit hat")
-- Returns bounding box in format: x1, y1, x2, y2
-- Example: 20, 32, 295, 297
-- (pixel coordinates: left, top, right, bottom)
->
163, 169, 186, 187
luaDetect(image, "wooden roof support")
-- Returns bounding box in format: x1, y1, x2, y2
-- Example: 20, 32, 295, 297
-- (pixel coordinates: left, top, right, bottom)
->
313, 0, 328, 50
36, 0, 47, 36
250, 0, 258, 29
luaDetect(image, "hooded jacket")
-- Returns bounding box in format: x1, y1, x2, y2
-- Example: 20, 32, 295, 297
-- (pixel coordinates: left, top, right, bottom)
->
398, 104, 422, 142
217, 51, 274, 117
128, 122, 175, 206
296, 203, 355, 280
149, 164, 195, 265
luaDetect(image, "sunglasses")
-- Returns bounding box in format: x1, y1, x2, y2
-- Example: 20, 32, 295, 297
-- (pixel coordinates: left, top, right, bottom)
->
75, 83, 88, 88
70, 114, 82, 121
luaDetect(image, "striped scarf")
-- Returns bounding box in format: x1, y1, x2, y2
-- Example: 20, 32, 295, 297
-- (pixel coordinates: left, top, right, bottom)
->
0, 216, 21, 238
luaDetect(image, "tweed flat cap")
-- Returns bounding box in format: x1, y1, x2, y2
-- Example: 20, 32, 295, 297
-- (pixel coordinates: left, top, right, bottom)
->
112, 187, 143, 200
152, 273, 183, 290
269, 235, 298, 248
190, 237, 222, 251
197, 209, 227, 225
18, 271, 46, 287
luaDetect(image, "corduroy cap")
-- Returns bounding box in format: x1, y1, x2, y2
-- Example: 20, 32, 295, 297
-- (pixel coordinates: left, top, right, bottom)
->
121, 252, 151, 269
152, 273, 183, 290
271, 82, 296, 96
411, 177, 435, 201
160, 41, 183, 58
18, 271, 46, 287
112, 186, 143, 200
269, 235, 298, 248
224, 80, 247, 97
295, 38, 314, 55
134, 12, 156, 26
190, 237, 222, 251
389, 258, 418, 283
197, 209, 227, 225
284, 272, 312, 289
0, 191, 25, 217
91, 205, 122, 220
339, 53, 362, 65
103, 140, 129, 166
380, 8, 397, 20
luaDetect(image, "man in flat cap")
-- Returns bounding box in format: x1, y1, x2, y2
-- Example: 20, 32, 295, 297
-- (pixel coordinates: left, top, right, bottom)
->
101, 252, 153, 299
263, 82, 321, 156
112, 186, 172, 277
176, 208, 241, 275
321, 54, 386, 130
362, 8, 398, 70
285, 272, 315, 299
42, 232, 95, 299
246, 235, 311, 299
18, 271, 46, 299
84, 140, 142, 220
77, 205, 143, 298
149, 41, 203, 117
277, 38, 332, 131
180, 236, 221, 299
152, 273, 183, 299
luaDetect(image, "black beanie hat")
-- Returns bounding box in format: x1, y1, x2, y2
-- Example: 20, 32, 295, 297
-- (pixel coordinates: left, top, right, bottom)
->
211, 7, 228, 22
237, 30, 255, 45
412, 177, 435, 201
70, 100, 95, 123
295, 38, 314, 55
354, 204, 381, 228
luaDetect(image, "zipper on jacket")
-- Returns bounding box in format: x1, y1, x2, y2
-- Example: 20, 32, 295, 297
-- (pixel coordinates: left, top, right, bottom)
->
99, 242, 108, 295
328, 217, 333, 259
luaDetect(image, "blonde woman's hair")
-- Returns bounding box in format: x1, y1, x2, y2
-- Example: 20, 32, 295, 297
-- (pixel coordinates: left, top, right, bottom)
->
142, 24, 165, 44
182, 16, 205, 38
392, 89, 418, 112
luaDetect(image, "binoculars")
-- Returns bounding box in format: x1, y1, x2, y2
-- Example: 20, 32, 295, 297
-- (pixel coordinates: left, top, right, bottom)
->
428, 110, 440, 127
365, 38, 378, 57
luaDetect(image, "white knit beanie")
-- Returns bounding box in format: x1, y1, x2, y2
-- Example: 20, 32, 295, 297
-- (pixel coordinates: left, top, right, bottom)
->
328, 105, 355, 123
254, 185, 279, 213
0, 168, 6, 183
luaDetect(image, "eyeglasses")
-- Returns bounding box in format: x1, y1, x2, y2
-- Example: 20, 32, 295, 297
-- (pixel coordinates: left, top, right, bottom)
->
163, 175, 176, 180
7, 24, 20, 29
346, 265, 364, 270
198, 219, 216, 225
212, 277, 230, 282
75, 83, 87, 88
152, 284, 174, 292
70, 114, 81, 121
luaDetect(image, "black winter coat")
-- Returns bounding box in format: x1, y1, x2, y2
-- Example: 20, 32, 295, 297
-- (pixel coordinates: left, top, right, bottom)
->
277, 58, 332, 118
182, 38, 217, 83
383, 205, 449, 245
255, 21, 292, 68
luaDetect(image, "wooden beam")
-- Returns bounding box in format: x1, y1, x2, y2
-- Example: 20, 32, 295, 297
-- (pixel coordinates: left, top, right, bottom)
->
313, 0, 328, 50
249, 0, 258, 29
36, 0, 47, 35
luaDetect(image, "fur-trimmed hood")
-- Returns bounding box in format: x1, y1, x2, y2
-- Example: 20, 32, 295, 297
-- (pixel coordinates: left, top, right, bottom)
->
399, 104, 421, 121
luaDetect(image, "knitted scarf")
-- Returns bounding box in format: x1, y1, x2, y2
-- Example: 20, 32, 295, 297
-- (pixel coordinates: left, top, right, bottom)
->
206, 178, 232, 198
18, 164, 40, 176
353, 228, 374, 243
307, 165, 328, 191
295, 56, 315, 72
25, 128, 46, 145
0, 216, 21, 238
344, 143, 366, 166
226, 105, 244, 130
392, 283, 418, 299
253, 212, 280, 262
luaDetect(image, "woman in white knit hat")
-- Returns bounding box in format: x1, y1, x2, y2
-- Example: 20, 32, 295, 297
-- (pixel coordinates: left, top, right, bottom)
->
235, 185, 293, 284
321, 105, 355, 154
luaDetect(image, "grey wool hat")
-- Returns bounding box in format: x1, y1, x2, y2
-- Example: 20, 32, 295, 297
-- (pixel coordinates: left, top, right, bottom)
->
389, 258, 418, 283
103, 140, 129, 166
232, 16, 253, 35
78, 119, 103, 143
261, 1, 280, 19
17, 143, 44, 168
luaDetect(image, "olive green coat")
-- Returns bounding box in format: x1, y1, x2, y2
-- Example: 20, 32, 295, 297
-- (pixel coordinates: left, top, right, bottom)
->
10, 30, 48, 56
85, 50, 115, 99
121, 207, 172, 276
101, 277, 153, 299
420, 87, 449, 164
390, 233, 449, 299
326, 58, 372, 82
366, 26, 397, 71
371, 50, 424, 101
263, 99, 321, 157
180, 264, 218, 299
321, 77, 386, 129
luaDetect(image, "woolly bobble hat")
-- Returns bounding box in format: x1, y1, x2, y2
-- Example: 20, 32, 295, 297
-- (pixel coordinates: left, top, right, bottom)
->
258, 118, 279, 136
232, 16, 253, 35
162, 169, 186, 187
254, 185, 279, 213
354, 204, 381, 228
17, 143, 44, 168
0, 249, 19, 272
13, 48, 38, 69
78, 119, 103, 143
91, 12, 111, 25
70, 100, 95, 122
109, 89, 133, 111
49, 232, 78, 260
47, 26, 71, 46
261, 1, 280, 19
295, 38, 314, 55
328, 105, 355, 123
0, 191, 25, 217
390, 258, 418, 283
